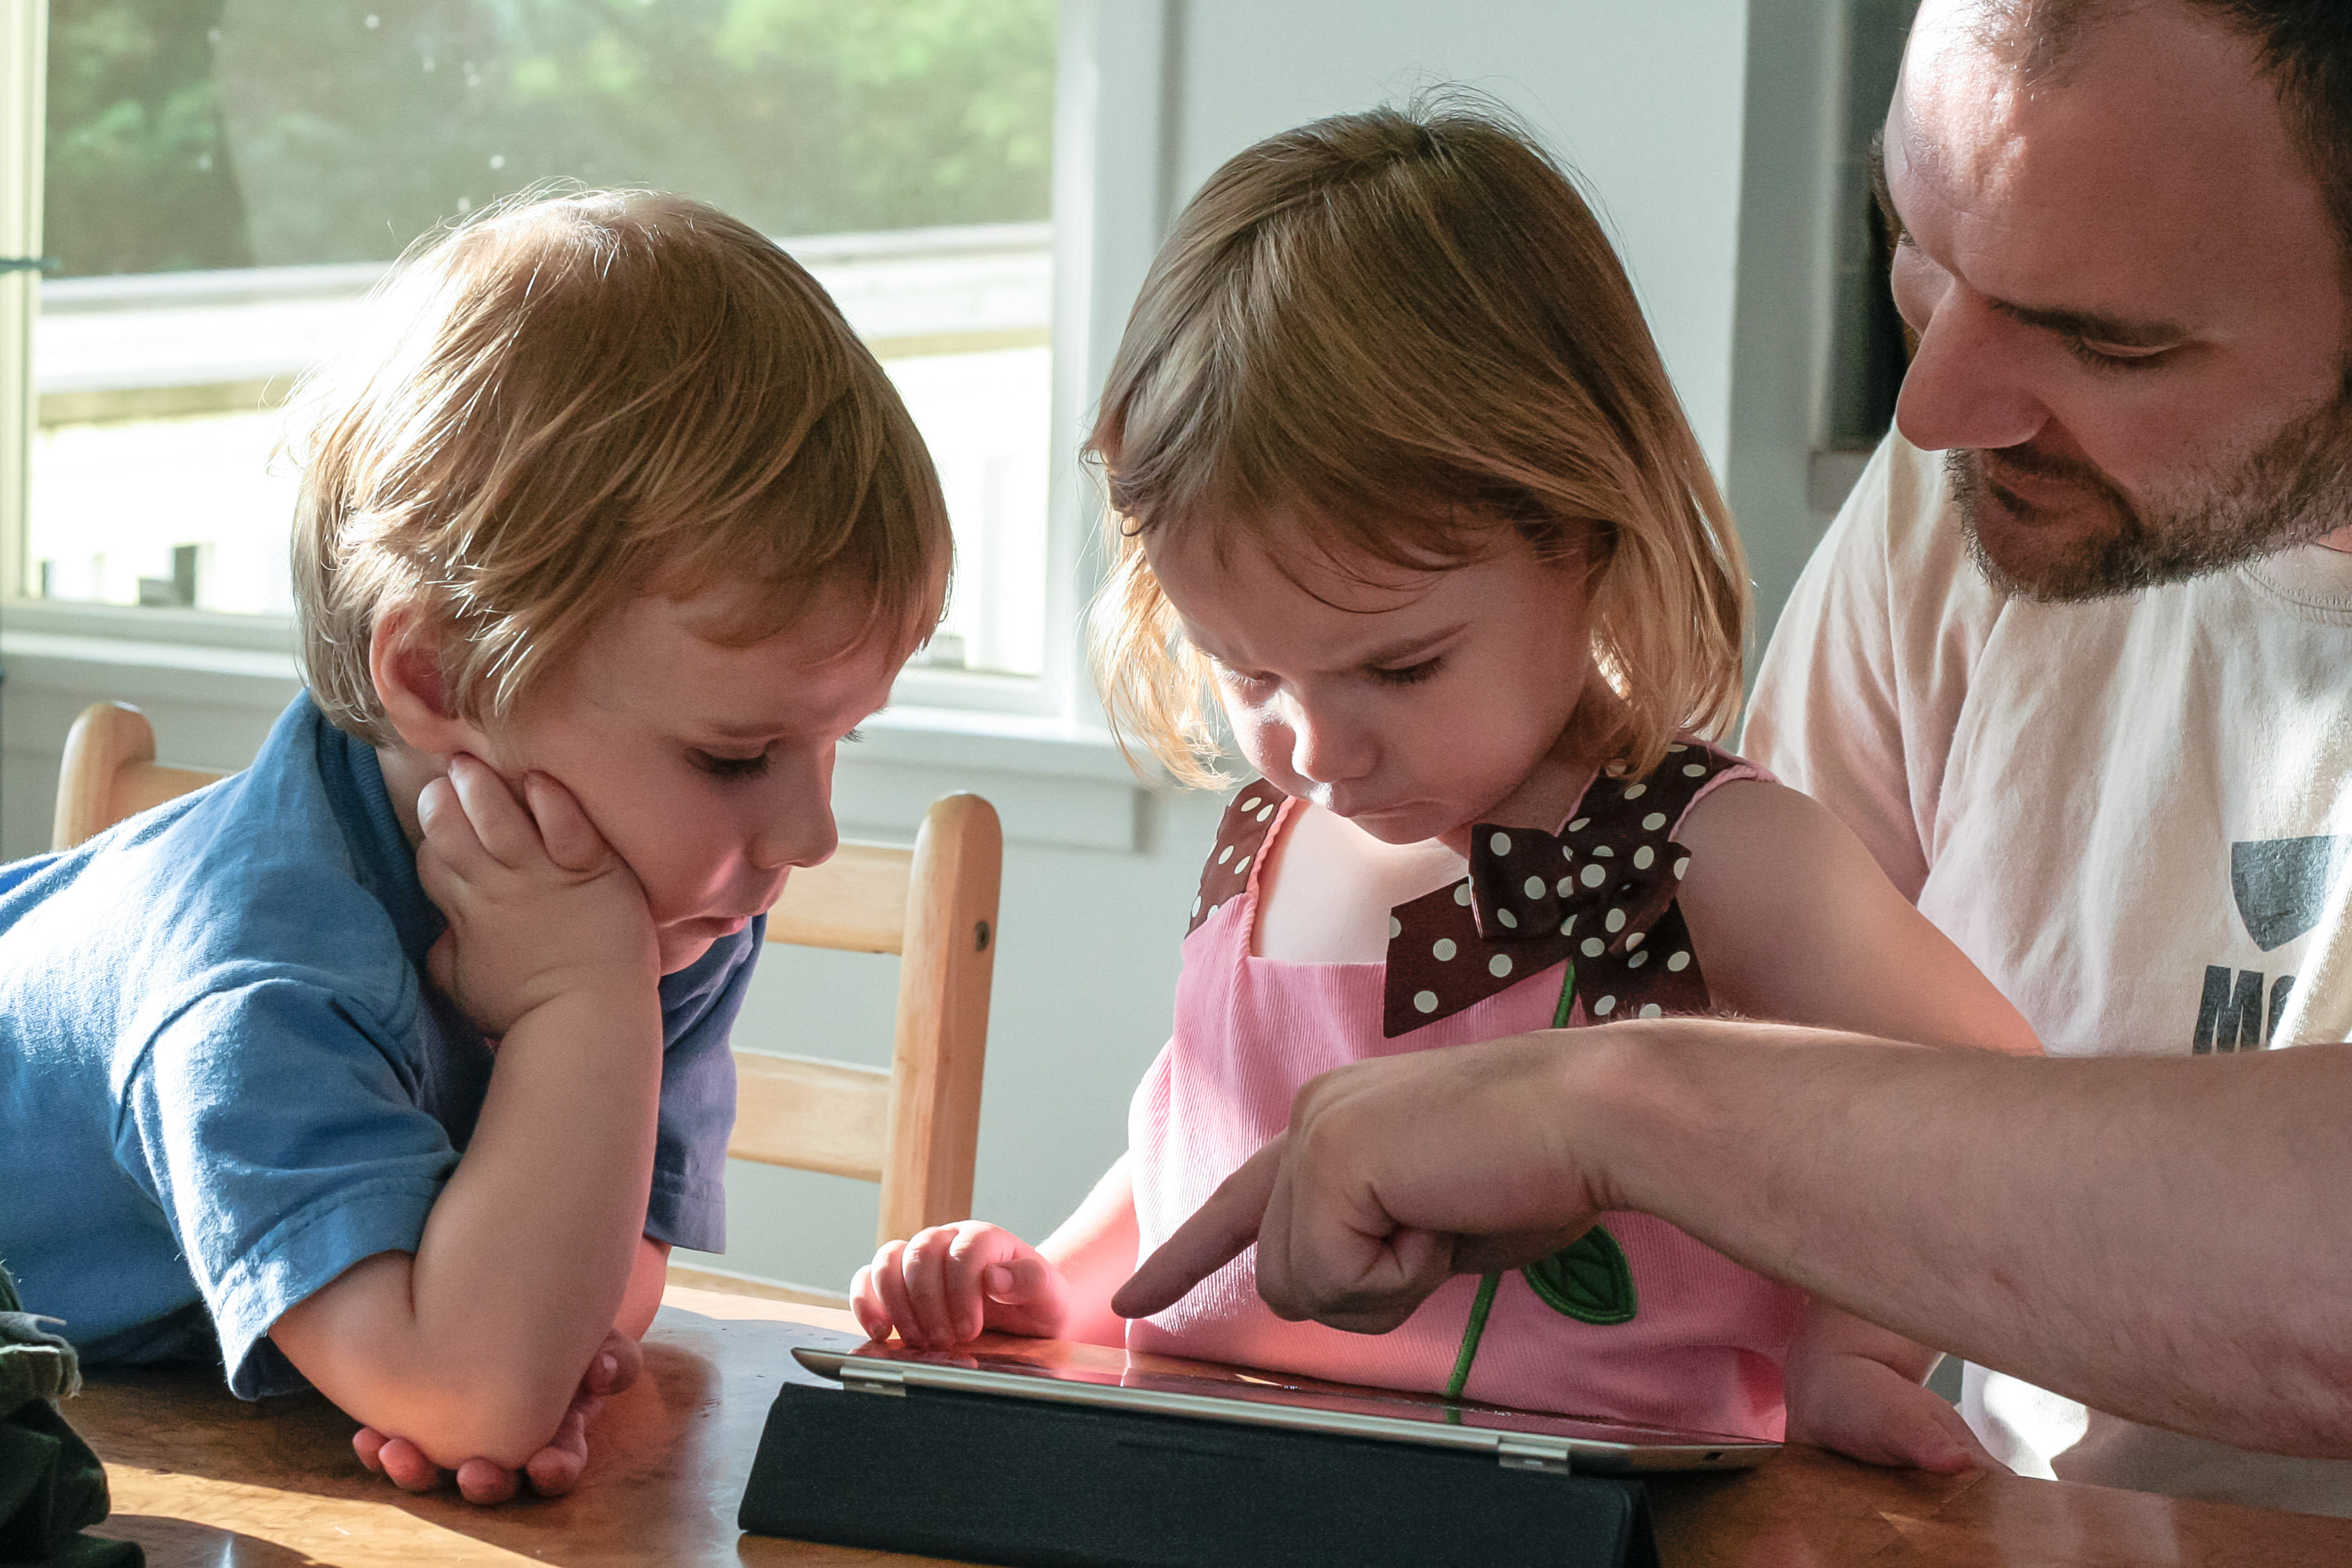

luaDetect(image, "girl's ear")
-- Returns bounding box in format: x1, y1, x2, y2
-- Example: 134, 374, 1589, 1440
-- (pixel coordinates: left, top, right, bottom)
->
370, 606, 486, 757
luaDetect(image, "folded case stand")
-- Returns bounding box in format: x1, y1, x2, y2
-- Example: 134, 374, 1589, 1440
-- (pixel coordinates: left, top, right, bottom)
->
740, 1376, 1659, 1568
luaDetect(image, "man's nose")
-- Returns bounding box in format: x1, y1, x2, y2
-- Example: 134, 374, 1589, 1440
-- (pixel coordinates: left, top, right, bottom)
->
1894, 286, 2048, 455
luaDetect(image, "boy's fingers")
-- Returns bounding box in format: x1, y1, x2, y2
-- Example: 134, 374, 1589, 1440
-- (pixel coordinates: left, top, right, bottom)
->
586, 1330, 641, 1396
414, 777, 494, 881
353, 1426, 389, 1473
424, 930, 460, 1002
455, 1456, 523, 1505
443, 753, 542, 869
376, 1437, 445, 1493
521, 772, 611, 875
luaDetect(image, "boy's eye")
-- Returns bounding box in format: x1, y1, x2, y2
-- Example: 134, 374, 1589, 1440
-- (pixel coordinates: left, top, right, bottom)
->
691, 748, 774, 781
843, 728, 864, 744
1369, 657, 1442, 687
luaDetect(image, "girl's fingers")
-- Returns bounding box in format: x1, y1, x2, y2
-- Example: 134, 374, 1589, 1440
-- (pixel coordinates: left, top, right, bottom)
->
900, 1228, 962, 1346
945, 1229, 1007, 1342
870, 1241, 921, 1345
442, 753, 542, 869
849, 1264, 893, 1341
521, 771, 611, 875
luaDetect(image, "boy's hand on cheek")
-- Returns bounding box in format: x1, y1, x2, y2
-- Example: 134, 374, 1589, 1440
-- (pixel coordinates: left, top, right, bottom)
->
416, 755, 659, 1035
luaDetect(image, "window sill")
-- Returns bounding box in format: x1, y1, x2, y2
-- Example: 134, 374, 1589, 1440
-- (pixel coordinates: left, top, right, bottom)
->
0, 621, 1152, 852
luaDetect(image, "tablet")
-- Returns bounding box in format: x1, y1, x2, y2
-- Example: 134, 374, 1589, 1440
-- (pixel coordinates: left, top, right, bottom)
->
793, 1335, 1778, 1475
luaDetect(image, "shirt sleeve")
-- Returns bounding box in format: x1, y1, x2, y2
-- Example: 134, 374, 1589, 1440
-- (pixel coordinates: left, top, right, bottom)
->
1743, 433, 1992, 903
644, 920, 760, 1254
119, 979, 455, 1400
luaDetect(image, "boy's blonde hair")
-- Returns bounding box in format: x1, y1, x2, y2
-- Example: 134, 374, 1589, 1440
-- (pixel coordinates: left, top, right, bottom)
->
293, 189, 949, 745
1087, 102, 1749, 787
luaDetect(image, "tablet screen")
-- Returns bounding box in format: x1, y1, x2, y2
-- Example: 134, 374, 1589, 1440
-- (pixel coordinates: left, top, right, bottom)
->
796, 1334, 1775, 1466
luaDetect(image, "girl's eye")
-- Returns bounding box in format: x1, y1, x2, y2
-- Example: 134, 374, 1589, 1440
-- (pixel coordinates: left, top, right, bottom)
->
691, 748, 773, 781
1369, 657, 1442, 687
1214, 662, 1276, 690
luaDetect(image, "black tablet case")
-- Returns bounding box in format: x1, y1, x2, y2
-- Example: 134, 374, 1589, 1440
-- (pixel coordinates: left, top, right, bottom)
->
740, 1375, 1659, 1568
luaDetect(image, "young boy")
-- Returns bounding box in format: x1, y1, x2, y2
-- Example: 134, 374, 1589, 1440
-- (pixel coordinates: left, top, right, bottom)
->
0, 191, 949, 1501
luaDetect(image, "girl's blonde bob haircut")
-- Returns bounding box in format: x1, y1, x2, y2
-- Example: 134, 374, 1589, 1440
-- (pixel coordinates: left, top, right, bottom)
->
294, 189, 948, 746
1088, 101, 1749, 787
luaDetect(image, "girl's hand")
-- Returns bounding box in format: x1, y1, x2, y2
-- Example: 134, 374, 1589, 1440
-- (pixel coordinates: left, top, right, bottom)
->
416, 755, 658, 1036
350, 1329, 643, 1504
851, 1222, 1071, 1347
1783, 1343, 2002, 1475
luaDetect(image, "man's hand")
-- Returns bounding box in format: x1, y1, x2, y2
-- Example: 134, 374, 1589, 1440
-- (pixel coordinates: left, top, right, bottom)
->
351, 1329, 642, 1504
1113, 1031, 1624, 1330
416, 755, 657, 1036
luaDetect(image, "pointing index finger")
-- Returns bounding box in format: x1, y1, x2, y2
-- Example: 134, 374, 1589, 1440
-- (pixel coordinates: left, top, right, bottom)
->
1111, 1134, 1286, 1320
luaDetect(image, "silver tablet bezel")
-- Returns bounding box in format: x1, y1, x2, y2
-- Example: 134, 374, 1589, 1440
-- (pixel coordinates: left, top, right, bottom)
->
792, 1346, 1778, 1475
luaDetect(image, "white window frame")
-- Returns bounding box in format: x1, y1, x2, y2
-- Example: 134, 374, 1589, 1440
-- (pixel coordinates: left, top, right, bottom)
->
0, 0, 1175, 851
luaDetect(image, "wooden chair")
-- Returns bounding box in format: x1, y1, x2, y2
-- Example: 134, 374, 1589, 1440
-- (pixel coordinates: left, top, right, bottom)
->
52, 700, 1002, 1298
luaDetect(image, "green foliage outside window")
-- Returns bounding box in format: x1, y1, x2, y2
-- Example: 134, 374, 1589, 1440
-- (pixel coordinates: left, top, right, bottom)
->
44, 0, 1057, 279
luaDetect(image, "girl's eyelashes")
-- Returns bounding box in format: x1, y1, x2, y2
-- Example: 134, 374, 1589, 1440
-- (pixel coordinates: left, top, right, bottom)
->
1369, 657, 1443, 687
691, 747, 774, 782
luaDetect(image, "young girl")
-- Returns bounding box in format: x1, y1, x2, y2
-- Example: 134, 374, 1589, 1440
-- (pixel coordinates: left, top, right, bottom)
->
853, 103, 2037, 1469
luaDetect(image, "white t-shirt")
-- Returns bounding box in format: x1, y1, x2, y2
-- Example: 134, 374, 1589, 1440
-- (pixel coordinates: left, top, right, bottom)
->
1745, 431, 2352, 1515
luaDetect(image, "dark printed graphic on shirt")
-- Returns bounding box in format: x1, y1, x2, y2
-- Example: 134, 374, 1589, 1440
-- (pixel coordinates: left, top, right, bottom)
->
2192, 834, 2349, 1051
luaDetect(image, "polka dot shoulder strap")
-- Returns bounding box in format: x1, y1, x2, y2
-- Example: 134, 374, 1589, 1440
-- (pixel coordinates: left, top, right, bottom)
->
1188, 782, 1286, 937
1382, 740, 1740, 1039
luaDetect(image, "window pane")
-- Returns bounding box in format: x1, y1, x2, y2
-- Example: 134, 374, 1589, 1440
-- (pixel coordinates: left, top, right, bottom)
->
32, 0, 1054, 674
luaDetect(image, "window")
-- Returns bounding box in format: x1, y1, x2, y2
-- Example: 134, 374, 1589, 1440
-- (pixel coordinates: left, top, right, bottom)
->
12, 0, 1057, 680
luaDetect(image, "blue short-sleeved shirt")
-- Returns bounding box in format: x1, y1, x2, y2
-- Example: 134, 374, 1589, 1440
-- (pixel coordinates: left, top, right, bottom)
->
0, 695, 750, 1397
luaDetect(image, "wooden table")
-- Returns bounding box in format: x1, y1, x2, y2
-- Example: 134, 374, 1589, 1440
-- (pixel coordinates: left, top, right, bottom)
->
64, 1284, 2352, 1566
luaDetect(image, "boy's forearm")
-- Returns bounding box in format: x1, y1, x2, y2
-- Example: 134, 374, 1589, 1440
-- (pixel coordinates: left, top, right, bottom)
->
275, 984, 664, 1466
1591, 1023, 2352, 1454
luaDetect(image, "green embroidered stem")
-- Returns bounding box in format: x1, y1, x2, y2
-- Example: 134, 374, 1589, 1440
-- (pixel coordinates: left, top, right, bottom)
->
1552, 959, 1579, 1028
1443, 1271, 1503, 1402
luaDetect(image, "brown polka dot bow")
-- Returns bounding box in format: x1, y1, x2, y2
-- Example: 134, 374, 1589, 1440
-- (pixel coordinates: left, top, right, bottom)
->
1379, 745, 1735, 1038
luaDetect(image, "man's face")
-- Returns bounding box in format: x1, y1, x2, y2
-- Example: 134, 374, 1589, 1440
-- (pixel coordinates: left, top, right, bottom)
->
484, 582, 903, 974
1885, 0, 2352, 600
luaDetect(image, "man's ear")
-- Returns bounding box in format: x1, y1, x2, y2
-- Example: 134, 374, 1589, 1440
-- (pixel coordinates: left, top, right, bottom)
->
370, 606, 485, 757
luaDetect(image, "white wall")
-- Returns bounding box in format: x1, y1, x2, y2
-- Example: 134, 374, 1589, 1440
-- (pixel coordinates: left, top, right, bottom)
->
0, 0, 1857, 1298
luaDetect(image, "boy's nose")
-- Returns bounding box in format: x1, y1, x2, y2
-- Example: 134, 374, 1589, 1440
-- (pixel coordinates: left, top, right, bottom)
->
751, 796, 839, 872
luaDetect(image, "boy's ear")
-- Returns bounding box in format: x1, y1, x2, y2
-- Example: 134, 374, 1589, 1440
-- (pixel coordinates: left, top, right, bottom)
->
370, 606, 485, 757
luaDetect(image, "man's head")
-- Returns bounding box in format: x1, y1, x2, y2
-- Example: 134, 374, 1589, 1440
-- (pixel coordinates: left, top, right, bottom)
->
1886, 0, 2352, 600
292, 190, 949, 971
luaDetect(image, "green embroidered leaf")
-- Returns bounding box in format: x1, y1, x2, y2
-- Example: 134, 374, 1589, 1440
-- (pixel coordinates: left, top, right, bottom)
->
1521, 1225, 1637, 1326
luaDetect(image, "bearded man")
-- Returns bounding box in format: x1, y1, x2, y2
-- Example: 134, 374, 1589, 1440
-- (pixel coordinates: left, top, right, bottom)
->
1119, 0, 2352, 1519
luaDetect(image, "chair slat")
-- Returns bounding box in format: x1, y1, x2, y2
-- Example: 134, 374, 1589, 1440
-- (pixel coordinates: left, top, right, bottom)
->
728, 1051, 892, 1182
763, 843, 911, 954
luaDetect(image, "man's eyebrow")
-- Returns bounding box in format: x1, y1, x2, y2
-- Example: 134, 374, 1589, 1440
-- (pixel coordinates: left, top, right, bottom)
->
1989, 298, 2191, 348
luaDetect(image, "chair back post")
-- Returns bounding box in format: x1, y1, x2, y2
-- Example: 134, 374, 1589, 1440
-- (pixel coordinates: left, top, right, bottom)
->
875, 792, 1002, 1243
53, 702, 154, 851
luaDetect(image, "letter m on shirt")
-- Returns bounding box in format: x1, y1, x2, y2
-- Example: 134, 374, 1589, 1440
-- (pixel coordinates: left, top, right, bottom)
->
2195, 966, 2293, 1052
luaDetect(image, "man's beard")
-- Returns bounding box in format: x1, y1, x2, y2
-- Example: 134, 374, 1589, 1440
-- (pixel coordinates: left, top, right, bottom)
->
1947, 379, 2352, 603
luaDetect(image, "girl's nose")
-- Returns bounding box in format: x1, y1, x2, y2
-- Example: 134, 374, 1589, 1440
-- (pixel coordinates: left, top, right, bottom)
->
1286, 694, 1374, 785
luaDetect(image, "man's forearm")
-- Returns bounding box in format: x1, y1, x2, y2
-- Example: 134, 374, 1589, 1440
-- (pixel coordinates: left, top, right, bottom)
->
1597, 1022, 2352, 1456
